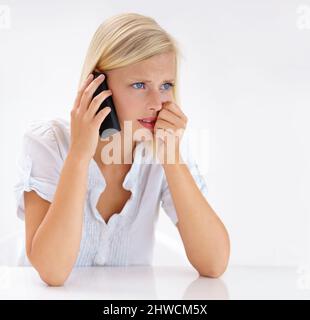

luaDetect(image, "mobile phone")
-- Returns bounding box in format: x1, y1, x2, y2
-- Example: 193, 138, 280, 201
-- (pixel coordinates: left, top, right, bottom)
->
92, 71, 121, 139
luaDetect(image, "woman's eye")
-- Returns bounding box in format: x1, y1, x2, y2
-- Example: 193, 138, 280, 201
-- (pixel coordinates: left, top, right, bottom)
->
131, 82, 174, 90
132, 82, 145, 89
161, 83, 174, 90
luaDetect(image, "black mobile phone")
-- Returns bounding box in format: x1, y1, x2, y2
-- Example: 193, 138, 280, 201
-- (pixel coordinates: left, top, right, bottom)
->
92, 71, 121, 139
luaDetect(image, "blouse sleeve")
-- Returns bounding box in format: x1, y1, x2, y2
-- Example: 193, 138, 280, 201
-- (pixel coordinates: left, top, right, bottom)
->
13, 121, 63, 221
160, 155, 208, 226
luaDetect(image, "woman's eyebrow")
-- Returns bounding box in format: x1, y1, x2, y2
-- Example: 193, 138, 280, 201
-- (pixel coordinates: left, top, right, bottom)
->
128, 78, 175, 83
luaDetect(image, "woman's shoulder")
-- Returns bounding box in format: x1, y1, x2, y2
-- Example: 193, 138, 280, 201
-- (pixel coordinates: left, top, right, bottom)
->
23, 117, 70, 160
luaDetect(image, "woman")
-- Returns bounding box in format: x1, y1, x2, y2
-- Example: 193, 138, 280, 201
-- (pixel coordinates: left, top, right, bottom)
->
14, 13, 230, 286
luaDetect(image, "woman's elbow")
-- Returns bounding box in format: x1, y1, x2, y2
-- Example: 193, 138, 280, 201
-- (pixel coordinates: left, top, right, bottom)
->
39, 270, 68, 287
198, 265, 227, 278
28, 253, 71, 286
197, 255, 230, 278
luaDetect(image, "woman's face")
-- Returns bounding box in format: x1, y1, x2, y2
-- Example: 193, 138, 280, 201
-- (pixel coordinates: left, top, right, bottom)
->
103, 51, 176, 140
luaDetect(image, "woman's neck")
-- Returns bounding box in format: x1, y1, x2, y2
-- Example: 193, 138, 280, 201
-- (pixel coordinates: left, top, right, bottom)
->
93, 132, 137, 170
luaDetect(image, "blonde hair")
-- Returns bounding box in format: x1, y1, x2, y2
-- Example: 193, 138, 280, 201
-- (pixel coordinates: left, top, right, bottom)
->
78, 12, 182, 104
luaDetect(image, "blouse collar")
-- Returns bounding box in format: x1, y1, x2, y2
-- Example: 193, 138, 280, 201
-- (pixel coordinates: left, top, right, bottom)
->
87, 139, 160, 225
88, 139, 153, 193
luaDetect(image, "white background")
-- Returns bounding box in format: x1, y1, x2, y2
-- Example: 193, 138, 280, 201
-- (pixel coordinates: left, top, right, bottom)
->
0, 0, 310, 267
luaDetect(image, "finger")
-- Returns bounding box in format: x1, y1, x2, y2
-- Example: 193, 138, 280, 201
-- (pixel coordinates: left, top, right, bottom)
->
86, 90, 112, 120
79, 74, 106, 115
163, 102, 186, 120
93, 106, 111, 127
158, 108, 185, 128
72, 73, 94, 112
154, 118, 178, 131
162, 102, 187, 121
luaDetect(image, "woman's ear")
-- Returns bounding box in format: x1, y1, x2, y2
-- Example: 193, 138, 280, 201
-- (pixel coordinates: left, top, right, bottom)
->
94, 68, 104, 74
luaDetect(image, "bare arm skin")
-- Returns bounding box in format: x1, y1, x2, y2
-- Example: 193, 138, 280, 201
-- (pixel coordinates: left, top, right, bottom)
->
24, 73, 112, 286
162, 161, 230, 278
154, 101, 230, 278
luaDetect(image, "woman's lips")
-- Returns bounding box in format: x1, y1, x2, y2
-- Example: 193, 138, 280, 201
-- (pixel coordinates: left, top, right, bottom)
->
138, 119, 156, 130
137, 116, 157, 131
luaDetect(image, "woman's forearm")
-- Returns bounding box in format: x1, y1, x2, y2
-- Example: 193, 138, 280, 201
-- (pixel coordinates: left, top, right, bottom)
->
162, 161, 230, 278
29, 150, 90, 285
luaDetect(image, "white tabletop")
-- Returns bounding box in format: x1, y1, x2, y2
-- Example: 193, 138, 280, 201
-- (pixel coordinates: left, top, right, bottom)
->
0, 265, 310, 300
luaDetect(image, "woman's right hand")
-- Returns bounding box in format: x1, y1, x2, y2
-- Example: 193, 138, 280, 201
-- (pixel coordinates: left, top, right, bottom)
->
69, 73, 112, 162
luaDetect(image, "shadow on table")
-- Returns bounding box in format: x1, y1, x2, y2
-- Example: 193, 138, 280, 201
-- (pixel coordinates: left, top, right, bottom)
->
182, 275, 229, 300
1, 265, 229, 299
44, 266, 230, 299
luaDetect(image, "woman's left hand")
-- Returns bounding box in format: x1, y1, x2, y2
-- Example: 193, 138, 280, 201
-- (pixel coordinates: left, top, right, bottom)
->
153, 101, 188, 164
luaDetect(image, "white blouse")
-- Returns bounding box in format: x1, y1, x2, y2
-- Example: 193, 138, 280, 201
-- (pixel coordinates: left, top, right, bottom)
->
14, 118, 208, 267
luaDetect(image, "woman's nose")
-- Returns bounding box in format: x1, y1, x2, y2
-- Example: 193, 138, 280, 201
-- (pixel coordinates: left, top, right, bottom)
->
147, 92, 164, 112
